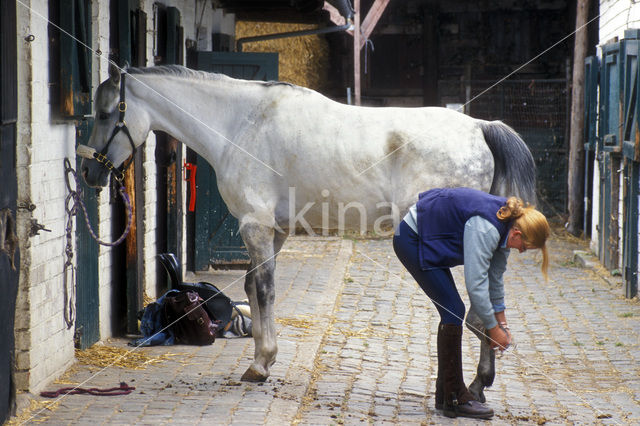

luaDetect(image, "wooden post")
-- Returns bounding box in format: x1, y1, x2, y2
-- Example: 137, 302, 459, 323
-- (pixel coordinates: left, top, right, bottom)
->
354, 0, 361, 105
422, 1, 439, 106
567, 0, 590, 236
359, 0, 390, 49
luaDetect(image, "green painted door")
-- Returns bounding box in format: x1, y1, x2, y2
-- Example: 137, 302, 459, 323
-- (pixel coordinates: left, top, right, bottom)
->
74, 120, 100, 348
598, 41, 622, 270
0, 1, 18, 420
56, 0, 99, 348
621, 34, 640, 298
583, 55, 599, 237
189, 52, 278, 270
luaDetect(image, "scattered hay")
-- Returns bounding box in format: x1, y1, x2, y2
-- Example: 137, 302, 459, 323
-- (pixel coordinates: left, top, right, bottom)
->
5, 398, 61, 425
336, 326, 385, 339
276, 315, 317, 329
75, 345, 181, 370
143, 292, 155, 307
498, 411, 548, 425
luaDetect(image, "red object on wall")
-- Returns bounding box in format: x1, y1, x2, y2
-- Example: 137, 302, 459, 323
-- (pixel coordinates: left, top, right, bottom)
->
183, 161, 197, 212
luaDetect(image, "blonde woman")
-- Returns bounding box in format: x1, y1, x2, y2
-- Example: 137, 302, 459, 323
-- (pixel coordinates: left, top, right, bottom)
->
393, 187, 549, 419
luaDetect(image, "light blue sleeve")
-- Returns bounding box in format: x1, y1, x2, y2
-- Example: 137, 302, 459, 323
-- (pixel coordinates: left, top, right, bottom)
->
488, 247, 510, 313
463, 216, 504, 330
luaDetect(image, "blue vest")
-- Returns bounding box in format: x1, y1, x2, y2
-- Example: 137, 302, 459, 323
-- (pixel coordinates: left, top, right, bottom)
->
416, 188, 511, 269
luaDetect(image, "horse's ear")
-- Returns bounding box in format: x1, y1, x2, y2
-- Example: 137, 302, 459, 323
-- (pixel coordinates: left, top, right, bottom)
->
108, 61, 121, 87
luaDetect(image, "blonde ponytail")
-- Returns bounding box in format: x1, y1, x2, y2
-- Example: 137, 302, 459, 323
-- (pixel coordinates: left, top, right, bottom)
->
497, 196, 551, 280
496, 196, 525, 221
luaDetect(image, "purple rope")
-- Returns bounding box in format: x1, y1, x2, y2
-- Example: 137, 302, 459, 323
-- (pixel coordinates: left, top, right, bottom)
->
65, 159, 133, 247
40, 382, 135, 398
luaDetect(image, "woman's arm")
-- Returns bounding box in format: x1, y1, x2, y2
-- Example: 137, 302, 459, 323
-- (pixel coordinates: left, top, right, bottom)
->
463, 216, 502, 330
488, 247, 509, 313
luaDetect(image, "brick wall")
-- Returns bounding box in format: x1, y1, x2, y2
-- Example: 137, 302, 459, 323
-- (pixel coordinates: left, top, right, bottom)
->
14, 0, 77, 393
14, 0, 217, 394
599, 0, 640, 44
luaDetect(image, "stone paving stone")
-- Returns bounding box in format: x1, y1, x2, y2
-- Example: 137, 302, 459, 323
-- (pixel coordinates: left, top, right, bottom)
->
295, 235, 640, 425
12, 234, 640, 425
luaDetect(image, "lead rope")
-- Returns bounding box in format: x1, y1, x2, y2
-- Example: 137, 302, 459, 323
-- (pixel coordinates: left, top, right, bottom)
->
63, 158, 133, 328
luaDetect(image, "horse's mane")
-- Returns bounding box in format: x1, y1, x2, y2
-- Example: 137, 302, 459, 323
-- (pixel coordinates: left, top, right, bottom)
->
126, 64, 297, 89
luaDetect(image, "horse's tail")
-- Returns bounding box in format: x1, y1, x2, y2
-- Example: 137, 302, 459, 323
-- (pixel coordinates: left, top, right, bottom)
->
479, 120, 537, 205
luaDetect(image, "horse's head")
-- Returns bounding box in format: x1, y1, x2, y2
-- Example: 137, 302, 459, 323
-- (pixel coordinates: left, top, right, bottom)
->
80, 62, 150, 187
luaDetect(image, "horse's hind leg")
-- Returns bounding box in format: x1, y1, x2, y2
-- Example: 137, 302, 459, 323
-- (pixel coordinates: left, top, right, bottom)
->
239, 222, 278, 382
465, 310, 496, 403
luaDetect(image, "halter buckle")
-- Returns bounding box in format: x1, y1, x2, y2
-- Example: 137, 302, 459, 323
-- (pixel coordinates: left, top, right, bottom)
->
118, 101, 127, 112
95, 152, 109, 164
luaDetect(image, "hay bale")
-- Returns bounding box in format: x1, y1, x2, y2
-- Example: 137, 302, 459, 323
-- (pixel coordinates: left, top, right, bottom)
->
236, 21, 329, 91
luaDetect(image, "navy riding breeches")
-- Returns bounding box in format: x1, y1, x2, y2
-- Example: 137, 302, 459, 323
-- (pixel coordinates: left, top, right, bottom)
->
393, 220, 465, 325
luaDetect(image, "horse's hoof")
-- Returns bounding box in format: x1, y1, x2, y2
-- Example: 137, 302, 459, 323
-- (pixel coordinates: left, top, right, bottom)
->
241, 365, 269, 382
468, 379, 486, 403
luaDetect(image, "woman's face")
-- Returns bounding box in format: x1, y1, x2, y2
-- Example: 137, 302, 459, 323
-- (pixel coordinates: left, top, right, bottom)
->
506, 227, 529, 253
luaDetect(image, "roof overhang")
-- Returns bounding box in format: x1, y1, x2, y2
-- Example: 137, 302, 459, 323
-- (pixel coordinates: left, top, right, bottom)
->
213, 0, 353, 23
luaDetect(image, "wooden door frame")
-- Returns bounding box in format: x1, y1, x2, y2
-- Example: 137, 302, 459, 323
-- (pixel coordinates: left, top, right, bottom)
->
111, 0, 146, 333
0, 0, 19, 421
154, 4, 184, 292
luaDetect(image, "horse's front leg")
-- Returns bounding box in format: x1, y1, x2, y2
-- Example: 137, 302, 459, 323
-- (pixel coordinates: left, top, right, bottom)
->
239, 222, 278, 382
465, 309, 496, 403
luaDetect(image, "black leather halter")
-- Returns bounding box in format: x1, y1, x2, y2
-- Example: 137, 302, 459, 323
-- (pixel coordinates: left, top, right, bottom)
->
92, 73, 137, 182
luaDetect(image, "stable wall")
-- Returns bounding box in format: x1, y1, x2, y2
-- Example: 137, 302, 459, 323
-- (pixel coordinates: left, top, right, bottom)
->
595, 0, 640, 268
13, 0, 218, 395
14, 0, 77, 393
599, 0, 640, 43
588, 1, 640, 296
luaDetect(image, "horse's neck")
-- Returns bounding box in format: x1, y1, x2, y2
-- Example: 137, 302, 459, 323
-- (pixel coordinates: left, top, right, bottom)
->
138, 76, 262, 166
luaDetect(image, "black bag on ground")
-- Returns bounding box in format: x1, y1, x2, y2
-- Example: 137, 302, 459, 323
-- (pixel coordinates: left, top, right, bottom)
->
163, 290, 219, 345
158, 253, 235, 329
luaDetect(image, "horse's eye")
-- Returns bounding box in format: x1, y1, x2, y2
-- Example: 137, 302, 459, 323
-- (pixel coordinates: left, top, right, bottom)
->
98, 112, 109, 120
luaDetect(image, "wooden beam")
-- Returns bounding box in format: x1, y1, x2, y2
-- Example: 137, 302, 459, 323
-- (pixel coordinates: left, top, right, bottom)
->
323, 2, 346, 26
567, 0, 590, 235
334, 0, 390, 48
359, 0, 390, 48
422, 2, 438, 106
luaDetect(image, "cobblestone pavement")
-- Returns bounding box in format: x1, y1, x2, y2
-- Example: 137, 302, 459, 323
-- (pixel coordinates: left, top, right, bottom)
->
12, 233, 640, 425
296, 235, 640, 425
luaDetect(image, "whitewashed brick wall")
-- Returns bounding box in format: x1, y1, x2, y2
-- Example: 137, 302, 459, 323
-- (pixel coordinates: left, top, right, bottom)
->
599, 0, 640, 43
13, 0, 223, 395
15, 0, 77, 393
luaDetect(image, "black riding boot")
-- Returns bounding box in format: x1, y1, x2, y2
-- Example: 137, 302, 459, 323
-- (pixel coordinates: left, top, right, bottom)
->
437, 323, 494, 419
435, 323, 444, 410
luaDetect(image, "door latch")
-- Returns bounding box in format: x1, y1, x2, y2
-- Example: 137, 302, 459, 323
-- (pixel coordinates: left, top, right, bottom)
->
29, 219, 52, 237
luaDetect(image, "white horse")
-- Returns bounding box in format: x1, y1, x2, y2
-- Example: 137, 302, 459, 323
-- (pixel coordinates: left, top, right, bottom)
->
80, 64, 536, 400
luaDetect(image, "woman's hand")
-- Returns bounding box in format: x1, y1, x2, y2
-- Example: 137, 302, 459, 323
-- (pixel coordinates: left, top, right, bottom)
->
487, 323, 511, 351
